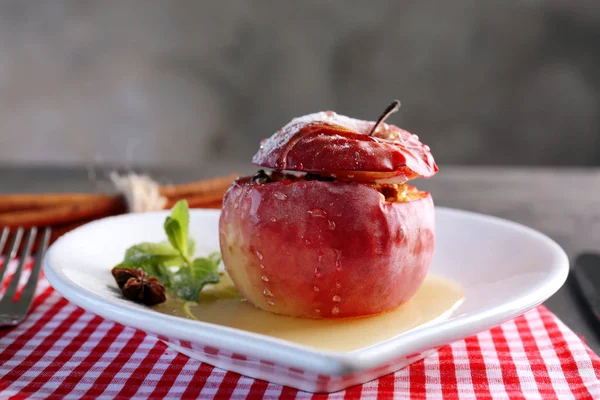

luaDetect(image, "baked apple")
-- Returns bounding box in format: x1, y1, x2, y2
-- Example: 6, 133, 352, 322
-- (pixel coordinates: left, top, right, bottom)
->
219, 101, 438, 318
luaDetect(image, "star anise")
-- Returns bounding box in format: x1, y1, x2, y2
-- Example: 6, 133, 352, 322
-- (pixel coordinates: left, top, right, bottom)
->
111, 267, 166, 306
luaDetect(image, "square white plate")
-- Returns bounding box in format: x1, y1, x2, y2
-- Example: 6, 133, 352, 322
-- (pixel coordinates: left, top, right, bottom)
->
44, 207, 568, 393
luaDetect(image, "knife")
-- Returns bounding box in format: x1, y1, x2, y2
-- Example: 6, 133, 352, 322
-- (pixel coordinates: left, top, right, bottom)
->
573, 253, 600, 322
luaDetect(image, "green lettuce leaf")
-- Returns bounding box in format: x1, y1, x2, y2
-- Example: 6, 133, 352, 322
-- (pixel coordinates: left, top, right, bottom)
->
171, 256, 221, 302
164, 200, 191, 263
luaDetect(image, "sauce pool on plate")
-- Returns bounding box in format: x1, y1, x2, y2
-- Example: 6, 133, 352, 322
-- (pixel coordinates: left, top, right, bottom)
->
153, 274, 463, 352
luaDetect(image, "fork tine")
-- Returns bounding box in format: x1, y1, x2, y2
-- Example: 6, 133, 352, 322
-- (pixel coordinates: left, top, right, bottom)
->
0, 227, 9, 284
17, 228, 51, 311
0, 227, 9, 255
0, 227, 23, 285
2, 228, 36, 302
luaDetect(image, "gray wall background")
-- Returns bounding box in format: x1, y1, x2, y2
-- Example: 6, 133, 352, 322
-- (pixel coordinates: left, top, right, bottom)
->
0, 0, 599, 171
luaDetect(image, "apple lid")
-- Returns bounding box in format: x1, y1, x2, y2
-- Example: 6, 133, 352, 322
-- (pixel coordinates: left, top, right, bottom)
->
252, 109, 438, 183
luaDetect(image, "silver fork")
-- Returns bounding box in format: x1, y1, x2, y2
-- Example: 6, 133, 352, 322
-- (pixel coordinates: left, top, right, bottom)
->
0, 227, 51, 327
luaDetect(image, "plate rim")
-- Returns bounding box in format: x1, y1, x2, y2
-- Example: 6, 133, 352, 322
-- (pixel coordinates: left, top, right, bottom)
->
43, 207, 569, 375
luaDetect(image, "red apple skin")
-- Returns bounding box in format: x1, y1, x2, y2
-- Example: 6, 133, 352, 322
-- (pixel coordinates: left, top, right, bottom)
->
219, 178, 435, 319
252, 111, 438, 182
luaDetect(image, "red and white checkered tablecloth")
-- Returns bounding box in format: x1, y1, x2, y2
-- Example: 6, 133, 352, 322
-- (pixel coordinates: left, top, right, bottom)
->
1, 266, 600, 399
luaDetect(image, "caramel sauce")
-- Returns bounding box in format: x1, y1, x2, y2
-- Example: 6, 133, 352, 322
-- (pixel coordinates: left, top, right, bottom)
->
153, 274, 463, 352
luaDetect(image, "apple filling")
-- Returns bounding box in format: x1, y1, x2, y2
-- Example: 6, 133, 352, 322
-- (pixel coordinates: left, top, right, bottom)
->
368, 183, 428, 203
248, 169, 427, 204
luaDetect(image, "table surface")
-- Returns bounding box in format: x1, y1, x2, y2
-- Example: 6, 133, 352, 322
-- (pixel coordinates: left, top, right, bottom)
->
1, 165, 599, 352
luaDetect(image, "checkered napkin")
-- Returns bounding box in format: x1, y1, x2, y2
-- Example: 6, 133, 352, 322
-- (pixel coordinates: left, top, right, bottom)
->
1, 265, 599, 399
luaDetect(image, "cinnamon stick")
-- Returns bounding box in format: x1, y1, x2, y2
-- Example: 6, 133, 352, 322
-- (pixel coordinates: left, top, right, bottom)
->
0, 193, 122, 213
159, 174, 238, 200
0, 196, 127, 228
199, 200, 223, 209
0, 174, 237, 230
164, 191, 225, 209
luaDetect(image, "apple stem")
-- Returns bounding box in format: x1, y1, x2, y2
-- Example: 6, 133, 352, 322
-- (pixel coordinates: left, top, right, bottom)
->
368, 100, 401, 136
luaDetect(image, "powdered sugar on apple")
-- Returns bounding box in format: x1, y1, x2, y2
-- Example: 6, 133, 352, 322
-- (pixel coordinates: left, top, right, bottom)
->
253, 111, 437, 181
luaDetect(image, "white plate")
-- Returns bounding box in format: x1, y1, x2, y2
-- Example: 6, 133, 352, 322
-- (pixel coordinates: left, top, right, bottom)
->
44, 208, 569, 393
